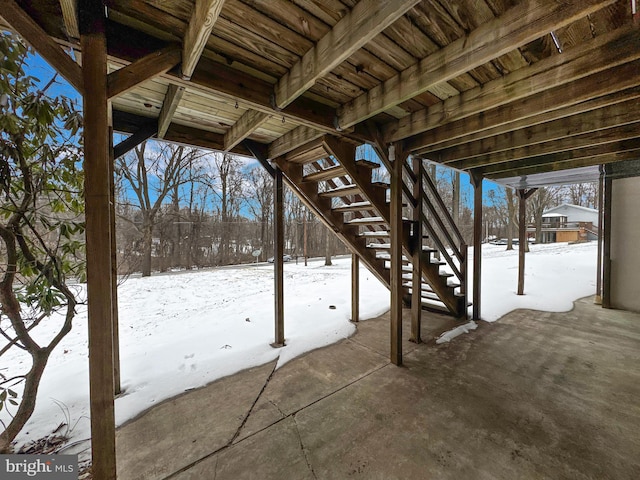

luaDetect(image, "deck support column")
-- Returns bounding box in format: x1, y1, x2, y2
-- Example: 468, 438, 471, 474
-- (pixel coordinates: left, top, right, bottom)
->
410, 157, 423, 343
108, 114, 121, 396
517, 189, 537, 296
602, 169, 613, 309
80, 2, 117, 478
351, 254, 359, 322
390, 144, 405, 365
273, 166, 285, 346
470, 171, 483, 321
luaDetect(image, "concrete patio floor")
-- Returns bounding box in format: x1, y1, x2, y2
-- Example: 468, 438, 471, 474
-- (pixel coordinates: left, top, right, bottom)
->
116, 298, 640, 479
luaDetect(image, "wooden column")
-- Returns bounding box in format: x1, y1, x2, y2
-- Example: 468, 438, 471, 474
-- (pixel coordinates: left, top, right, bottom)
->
80, 2, 117, 478
410, 157, 423, 343
351, 253, 359, 322
452, 170, 460, 226
595, 166, 604, 304
390, 144, 404, 365
602, 171, 613, 309
517, 189, 537, 296
470, 171, 483, 321
108, 115, 121, 396
273, 167, 285, 346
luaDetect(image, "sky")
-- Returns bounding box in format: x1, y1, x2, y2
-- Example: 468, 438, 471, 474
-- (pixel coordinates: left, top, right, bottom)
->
1, 241, 598, 459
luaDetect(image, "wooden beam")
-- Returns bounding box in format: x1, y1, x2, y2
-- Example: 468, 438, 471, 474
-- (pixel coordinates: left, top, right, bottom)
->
157, 84, 185, 139
225, 109, 270, 151
182, 0, 225, 79
336, 0, 616, 129
451, 121, 640, 172
442, 98, 640, 166
481, 135, 640, 178
113, 124, 157, 160
268, 126, 324, 160
386, 24, 640, 144
107, 45, 181, 98
470, 171, 483, 321
390, 144, 405, 366
408, 59, 640, 154
1, 0, 83, 93
273, 167, 285, 347
273, 0, 419, 109
351, 254, 359, 323
79, 2, 116, 477
244, 139, 275, 178
59, 0, 80, 39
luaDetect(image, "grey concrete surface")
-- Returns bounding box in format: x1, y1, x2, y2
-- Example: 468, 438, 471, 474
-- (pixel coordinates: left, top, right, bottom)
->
116, 298, 640, 479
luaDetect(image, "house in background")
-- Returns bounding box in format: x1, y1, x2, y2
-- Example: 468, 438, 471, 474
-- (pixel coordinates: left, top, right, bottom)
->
532, 204, 599, 244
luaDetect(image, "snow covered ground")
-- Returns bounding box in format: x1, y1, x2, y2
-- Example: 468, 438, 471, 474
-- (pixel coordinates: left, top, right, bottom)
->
1, 241, 597, 453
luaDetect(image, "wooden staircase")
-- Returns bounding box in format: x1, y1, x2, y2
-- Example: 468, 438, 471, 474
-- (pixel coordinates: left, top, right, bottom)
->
275, 135, 468, 317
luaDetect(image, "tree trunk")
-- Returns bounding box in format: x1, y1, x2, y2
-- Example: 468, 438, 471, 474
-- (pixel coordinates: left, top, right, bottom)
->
141, 222, 153, 277
0, 349, 49, 453
325, 227, 332, 266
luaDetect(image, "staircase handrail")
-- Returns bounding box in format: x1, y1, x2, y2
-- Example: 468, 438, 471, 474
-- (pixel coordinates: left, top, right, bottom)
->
420, 168, 465, 247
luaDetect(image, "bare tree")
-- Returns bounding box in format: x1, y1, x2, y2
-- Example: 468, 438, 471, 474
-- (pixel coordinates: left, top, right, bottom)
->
245, 166, 273, 260
116, 141, 197, 276
529, 187, 561, 243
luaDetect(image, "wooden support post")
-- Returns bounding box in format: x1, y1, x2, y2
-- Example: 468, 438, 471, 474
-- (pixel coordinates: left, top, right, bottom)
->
410, 156, 423, 343
80, 2, 116, 478
602, 171, 613, 309
470, 171, 483, 321
108, 113, 121, 396
390, 144, 404, 365
351, 254, 359, 322
595, 166, 604, 304
273, 167, 285, 347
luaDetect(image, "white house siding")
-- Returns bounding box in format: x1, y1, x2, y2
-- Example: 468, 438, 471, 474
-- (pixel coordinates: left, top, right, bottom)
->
543, 204, 599, 226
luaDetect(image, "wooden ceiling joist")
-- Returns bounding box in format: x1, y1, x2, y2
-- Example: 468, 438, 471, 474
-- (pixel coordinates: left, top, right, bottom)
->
181, 0, 225, 80
386, 24, 640, 144
268, 126, 325, 160
442, 99, 640, 166
224, 109, 270, 151
107, 45, 181, 99
1, 0, 83, 93
273, 0, 420, 109
59, 0, 80, 40
157, 84, 185, 139
455, 122, 640, 171
335, 0, 617, 130
409, 59, 640, 155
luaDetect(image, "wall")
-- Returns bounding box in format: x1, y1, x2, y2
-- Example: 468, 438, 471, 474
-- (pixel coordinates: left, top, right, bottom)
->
610, 176, 640, 312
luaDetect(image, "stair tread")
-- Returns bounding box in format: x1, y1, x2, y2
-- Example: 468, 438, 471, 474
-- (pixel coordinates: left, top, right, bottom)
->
333, 201, 373, 213
320, 185, 361, 198
303, 165, 346, 182
360, 231, 389, 237
347, 216, 386, 225
355, 159, 379, 169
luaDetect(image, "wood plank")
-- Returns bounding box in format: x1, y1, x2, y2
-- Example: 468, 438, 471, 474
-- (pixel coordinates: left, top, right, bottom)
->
107, 45, 182, 98
336, 0, 617, 130
1, 0, 83, 93
113, 123, 158, 159
158, 84, 185, 139
59, 0, 80, 39
268, 126, 325, 159
479, 128, 640, 175
80, 3, 116, 477
485, 142, 640, 179
408, 59, 640, 154
303, 165, 347, 183
182, 0, 226, 79
387, 24, 640, 144
410, 157, 422, 343
274, 0, 420, 108
224, 109, 270, 151
440, 98, 640, 165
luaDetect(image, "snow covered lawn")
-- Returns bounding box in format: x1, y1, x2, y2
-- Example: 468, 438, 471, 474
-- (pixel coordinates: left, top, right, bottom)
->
1, 241, 597, 452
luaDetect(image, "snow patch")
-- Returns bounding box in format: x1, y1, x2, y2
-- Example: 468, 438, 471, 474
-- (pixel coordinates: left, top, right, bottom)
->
436, 321, 478, 344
